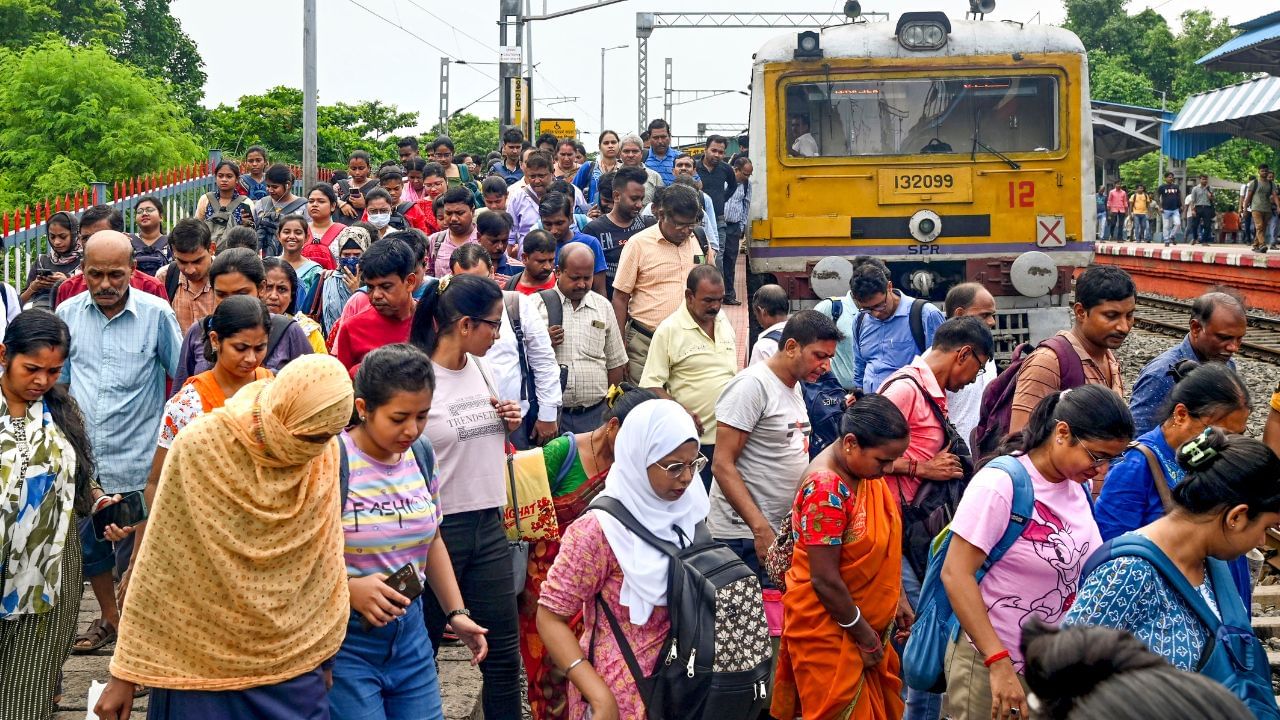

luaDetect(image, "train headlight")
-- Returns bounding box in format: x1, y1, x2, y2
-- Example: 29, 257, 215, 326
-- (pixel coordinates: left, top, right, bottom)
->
794, 31, 822, 60
895, 12, 950, 51
909, 209, 942, 243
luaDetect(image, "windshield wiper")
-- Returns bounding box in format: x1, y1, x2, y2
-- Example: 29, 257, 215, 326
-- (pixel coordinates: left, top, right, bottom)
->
972, 136, 1020, 170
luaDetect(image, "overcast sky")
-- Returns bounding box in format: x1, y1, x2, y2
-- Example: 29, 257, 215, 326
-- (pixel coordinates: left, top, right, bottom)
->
171, 0, 1247, 143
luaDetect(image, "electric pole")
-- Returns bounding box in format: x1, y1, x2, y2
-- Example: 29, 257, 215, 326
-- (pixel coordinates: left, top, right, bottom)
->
302, 0, 317, 189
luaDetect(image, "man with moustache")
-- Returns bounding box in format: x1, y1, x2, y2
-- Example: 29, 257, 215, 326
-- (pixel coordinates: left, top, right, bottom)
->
1008, 265, 1135, 434
57, 230, 181, 655
529, 243, 627, 432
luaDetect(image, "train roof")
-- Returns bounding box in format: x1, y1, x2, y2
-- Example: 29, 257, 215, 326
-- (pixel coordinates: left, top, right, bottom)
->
753, 17, 1085, 65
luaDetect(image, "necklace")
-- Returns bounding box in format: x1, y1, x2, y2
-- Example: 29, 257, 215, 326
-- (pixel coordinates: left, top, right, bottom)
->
12, 412, 31, 484
586, 429, 604, 477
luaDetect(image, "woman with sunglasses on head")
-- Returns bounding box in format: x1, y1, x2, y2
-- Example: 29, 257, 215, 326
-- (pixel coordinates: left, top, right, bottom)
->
1095, 360, 1255, 605
409, 273, 525, 718
1062, 428, 1280, 719
536, 399, 710, 720
770, 392, 912, 720
941, 385, 1134, 720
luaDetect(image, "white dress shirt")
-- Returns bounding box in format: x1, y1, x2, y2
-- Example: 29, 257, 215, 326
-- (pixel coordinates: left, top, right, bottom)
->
480, 292, 562, 422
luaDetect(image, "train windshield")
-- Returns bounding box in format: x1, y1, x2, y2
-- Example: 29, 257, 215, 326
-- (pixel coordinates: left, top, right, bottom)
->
784, 75, 1059, 157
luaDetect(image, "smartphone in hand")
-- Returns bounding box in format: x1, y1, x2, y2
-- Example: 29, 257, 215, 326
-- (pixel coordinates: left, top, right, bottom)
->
92, 491, 147, 540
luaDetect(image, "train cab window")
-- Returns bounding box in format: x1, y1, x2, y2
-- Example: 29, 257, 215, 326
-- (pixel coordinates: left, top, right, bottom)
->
784, 76, 1059, 157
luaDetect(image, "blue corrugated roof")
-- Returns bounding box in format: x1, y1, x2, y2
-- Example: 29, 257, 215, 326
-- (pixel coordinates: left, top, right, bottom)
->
1197, 11, 1280, 66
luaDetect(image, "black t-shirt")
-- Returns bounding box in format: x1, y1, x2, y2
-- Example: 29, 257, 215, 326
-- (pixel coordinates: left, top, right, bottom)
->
1157, 183, 1182, 211
583, 213, 654, 296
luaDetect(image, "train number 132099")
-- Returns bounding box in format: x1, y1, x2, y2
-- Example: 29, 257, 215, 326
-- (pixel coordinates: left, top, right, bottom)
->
894, 173, 954, 190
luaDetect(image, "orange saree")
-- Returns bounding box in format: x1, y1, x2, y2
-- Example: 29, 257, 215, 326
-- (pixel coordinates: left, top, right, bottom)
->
187, 368, 274, 412
772, 470, 904, 720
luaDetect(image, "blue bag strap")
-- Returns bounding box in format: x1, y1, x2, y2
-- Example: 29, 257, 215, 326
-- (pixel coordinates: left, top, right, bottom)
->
410, 436, 439, 496
553, 432, 580, 485
1095, 535, 1235, 633
975, 456, 1035, 581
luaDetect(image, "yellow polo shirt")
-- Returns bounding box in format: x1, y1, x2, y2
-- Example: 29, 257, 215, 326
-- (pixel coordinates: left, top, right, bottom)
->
640, 303, 738, 444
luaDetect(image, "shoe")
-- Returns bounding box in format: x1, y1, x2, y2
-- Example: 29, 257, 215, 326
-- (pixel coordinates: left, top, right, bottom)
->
1253, 245, 1268, 253
723, 298, 742, 306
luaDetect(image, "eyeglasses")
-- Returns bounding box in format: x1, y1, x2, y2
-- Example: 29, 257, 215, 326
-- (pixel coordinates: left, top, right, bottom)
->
470, 316, 502, 331
1079, 442, 1124, 469
653, 454, 709, 479
857, 298, 890, 314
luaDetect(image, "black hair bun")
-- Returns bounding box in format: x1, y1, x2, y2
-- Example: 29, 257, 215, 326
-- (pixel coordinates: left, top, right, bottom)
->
1022, 618, 1165, 718
1175, 426, 1229, 472
1167, 358, 1200, 382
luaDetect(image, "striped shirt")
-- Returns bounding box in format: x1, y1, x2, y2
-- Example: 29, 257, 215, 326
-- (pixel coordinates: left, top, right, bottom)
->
339, 431, 442, 581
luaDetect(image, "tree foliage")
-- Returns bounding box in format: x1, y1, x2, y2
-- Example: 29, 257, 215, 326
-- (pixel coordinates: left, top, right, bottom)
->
204, 87, 421, 167
0, 41, 201, 210
0, 0, 205, 117
429, 114, 500, 158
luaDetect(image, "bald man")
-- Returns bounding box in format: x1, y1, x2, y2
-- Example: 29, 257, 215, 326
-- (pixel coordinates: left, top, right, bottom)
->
57, 230, 182, 654
530, 241, 627, 432
749, 283, 790, 365
943, 282, 1000, 448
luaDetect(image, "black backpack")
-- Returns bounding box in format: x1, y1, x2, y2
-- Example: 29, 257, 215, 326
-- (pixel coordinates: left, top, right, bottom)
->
589, 496, 771, 720
803, 298, 850, 459
129, 233, 171, 277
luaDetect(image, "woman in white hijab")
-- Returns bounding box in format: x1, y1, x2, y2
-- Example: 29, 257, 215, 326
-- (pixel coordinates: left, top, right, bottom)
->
536, 399, 706, 720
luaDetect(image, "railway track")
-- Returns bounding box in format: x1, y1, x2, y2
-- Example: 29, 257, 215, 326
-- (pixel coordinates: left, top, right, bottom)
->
1135, 295, 1280, 364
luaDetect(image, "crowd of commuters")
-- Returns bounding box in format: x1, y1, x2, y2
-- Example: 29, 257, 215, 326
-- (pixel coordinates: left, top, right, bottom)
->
1097, 165, 1280, 250
2, 128, 1279, 720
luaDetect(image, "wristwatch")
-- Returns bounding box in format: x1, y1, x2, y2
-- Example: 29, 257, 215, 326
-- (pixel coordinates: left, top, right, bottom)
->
445, 607, 472, 623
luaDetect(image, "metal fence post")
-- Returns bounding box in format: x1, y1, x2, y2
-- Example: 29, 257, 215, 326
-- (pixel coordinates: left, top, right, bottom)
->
91, 183, 108, 205
208, 149, 222, 174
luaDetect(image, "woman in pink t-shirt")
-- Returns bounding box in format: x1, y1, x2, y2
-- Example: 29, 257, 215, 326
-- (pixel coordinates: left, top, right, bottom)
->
940, 385, 1133, 720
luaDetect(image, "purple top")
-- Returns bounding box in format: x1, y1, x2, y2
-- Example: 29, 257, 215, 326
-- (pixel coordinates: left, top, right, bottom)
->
172, 314, 314, 389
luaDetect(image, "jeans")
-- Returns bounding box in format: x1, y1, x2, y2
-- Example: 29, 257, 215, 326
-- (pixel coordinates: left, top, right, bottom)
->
900, 562, 943, 720
330, 597, 443, 720
1162, 209, 1180, 243
721, 222, 744, 300
699, 443, 716, 493
1133, 214, 1149, 242
1096, 212, 1106, 239
1105, 212, 1125, 241
423, 509, 522, 719
719, 537, 774, 589
1189, 206, 1213, 244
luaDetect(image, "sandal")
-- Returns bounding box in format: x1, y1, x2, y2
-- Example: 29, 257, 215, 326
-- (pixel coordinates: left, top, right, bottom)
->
72, 618, 117, 654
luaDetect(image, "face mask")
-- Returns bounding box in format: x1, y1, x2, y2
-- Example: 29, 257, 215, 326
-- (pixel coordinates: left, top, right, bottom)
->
339, 256, 360, 274
368, 212, 391, 228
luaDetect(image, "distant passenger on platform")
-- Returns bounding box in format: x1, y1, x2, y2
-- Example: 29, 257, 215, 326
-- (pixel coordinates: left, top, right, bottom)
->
644, 119, 676, 185
1185, 174, 1215, 246
537, 191, 607, 295
507, 151, 556, 250
237, 145, 269, 200
426, 187, 478, 278
572, 130, 621, 206
943, 282, 1000, 447
157, 218, 215, 334
1105, 182, 1128, 242
1007, 265, 1133, 435
1244, 164, 1280, 253
619, 133, 664, 204
1096, 186, 1107, 240
1157, 171, 1182, 246
1128, 291, 1246, 435
721, 157, 753, 305
748, 283, 790, 365
490, 127, 525, 186
21, 211, 81, 310
611, 184, 703, 381
640, 264, 736, 490
815, 257, 944, 392
583, 167, 653, 297
1129, 184, 1152, 242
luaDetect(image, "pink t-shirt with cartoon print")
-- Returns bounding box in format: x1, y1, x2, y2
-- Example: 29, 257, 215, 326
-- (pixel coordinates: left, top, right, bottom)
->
948, 453, 1102, 670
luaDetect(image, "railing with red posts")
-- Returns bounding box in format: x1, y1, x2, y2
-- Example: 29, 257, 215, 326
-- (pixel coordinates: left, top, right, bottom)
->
1, 152, 335, 290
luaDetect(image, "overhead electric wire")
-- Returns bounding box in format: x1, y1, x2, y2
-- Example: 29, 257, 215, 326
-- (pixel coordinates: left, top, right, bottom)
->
344, 0, 497, 82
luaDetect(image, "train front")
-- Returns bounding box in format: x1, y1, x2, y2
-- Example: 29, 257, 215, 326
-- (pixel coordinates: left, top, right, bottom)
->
747, 11, 1094, 354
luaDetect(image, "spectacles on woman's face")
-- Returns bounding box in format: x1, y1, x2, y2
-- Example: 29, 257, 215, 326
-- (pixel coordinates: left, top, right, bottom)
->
470, 316, 502, 331
653, 454, 709, 479
1078, 441, 1125, 469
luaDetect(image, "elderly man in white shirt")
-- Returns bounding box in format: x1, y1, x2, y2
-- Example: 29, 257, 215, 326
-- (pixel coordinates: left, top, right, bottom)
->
749, 284, 790, 366
942, 282, 999, 446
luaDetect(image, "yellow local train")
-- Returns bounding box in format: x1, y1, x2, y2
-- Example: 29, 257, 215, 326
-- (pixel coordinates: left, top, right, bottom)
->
747, 12, 1094, 352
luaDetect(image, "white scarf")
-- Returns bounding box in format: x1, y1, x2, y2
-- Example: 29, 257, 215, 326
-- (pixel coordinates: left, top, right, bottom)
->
593, 400, 708, 624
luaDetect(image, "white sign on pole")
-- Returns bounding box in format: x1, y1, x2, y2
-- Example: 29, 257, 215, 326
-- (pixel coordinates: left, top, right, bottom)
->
500, 46, 522, 64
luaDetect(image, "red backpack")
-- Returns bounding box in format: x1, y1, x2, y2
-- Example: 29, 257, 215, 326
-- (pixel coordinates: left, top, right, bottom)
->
302, 225, 342, 270
971, 334, 1085, 458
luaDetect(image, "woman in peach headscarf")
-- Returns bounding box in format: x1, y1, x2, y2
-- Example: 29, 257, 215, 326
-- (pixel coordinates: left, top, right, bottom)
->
94, 354, 354, 720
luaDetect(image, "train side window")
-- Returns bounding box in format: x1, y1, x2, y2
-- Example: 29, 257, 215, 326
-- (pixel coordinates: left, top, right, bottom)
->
783, 76, 1060, 157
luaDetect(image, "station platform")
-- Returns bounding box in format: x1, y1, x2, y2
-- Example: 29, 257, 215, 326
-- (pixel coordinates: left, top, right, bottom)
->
1094, 241, 1280, 313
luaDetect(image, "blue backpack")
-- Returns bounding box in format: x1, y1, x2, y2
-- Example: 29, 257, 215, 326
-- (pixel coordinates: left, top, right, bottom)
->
1081, 535, 1280, 719
901, 455, 1038, 693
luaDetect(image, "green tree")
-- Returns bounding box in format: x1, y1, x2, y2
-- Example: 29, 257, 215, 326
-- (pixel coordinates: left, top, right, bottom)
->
1089, 51, 1157, 106
205, 87, 420, 167
428, 113, 499, 158
0, 0, 125, 48
115, 0, 207, 117
0, 41, 201, 209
